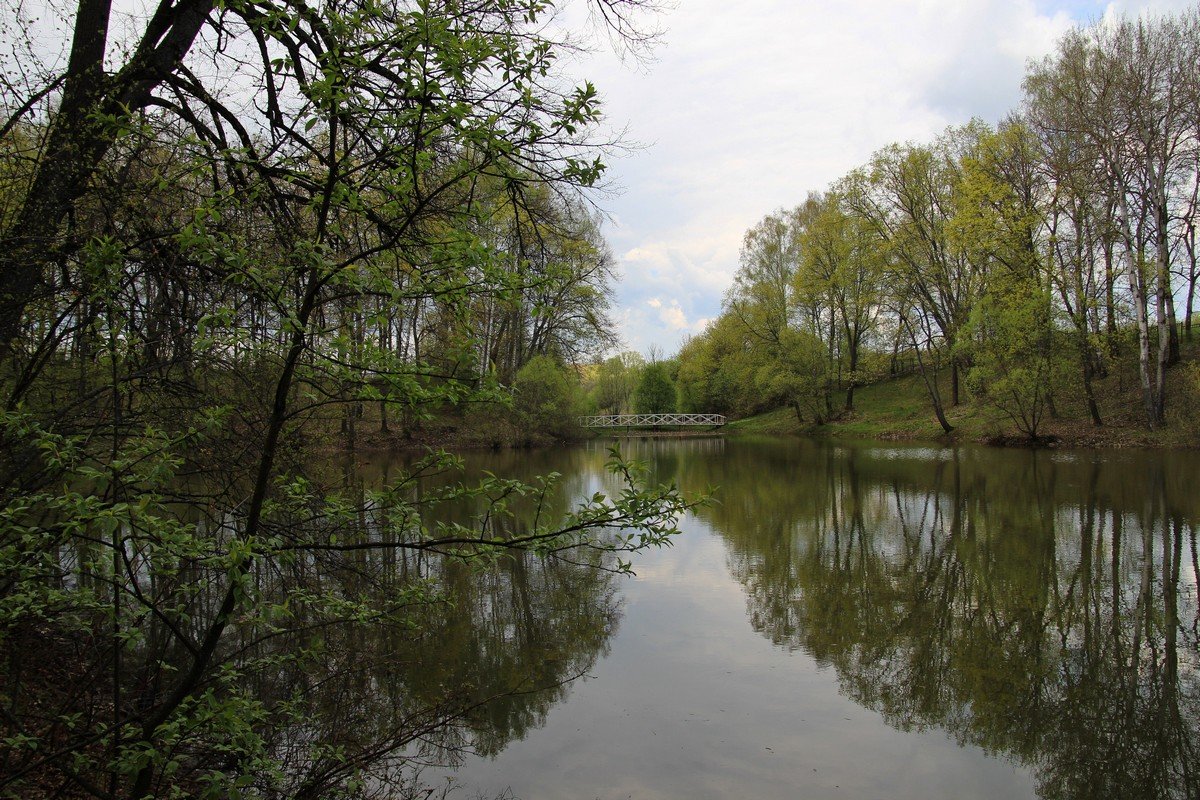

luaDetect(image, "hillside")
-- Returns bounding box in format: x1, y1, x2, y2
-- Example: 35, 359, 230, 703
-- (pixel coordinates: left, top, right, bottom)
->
725, 346, 1200, 448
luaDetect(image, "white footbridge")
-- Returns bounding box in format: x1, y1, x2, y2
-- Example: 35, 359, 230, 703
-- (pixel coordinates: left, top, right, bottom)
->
580, 413, 726, 428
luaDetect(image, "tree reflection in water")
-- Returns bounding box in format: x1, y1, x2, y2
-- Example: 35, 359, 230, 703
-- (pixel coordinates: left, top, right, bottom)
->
245, 449, 625, 791
658, 438, 1198, 800
5, 446, 628, 798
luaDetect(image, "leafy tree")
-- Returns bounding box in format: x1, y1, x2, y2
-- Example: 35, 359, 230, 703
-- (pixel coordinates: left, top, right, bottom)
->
468, 191, 620, 383
851, 124, 988, 408
1024, 10, 1200, 427
588, 350, 644, 414
727, 210, 801, 344
671, 7, 1200, 439
513, 354, 584, 438
795, 186, 886, 412
950, 121, 1067, 439
675, 334, 719, 414
674, 316, 768, 417
1025, 114, 1112, 426
962, 274, 1067, 439
0, 1, 699, 796
756, 328, 832, 423
634, 361, 676, 413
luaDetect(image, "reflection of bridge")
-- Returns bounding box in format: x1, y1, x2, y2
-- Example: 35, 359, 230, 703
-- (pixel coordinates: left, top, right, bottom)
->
580, 413, 726, 428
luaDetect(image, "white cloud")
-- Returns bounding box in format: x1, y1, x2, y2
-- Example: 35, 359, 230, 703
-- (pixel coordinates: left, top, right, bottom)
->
1100, 0, 1198, 19
660, 303, 689, 331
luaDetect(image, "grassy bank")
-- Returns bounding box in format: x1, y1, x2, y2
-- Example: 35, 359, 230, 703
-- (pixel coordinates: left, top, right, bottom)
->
726, 351, 1200, 448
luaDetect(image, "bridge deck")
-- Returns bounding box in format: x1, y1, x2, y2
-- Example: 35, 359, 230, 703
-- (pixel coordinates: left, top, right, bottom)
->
580, 413, 726, 428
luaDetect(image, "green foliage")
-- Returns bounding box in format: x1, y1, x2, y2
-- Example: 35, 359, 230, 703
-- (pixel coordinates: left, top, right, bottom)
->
513, 355, 584, 437
947, 122, 1068, 439
587, 351, 644, 414
634, 361, 676, 414
0, 0, 694, 795
675, 334, 719, 414
675, 8, 1200, 438
794, 186, 887, 410
675, 314, 784, 418
0, 411, 701, 796
755, 328, 832, 423
962, 274, 1068, 439
727, 211, 800, 343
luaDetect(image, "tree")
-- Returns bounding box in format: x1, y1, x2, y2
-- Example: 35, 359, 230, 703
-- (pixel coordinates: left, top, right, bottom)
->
670, 7, 1200, 438
674, 316, 765, 417
963, 273, 1067, 439
1024, 9, 1200, 428
589, 350, 645, 414
0, 2, 699, 796
795, 186, 885, 412
634, 361, 676, 413
1028, 113, 1112, 425
727, 209, 802, 345
513, 354, 584, 438
0, 0, 658, 359
468, 191, 620, 384
755, 327, 832, 424
949, 121, 1067, 438
850, 124, 988, 409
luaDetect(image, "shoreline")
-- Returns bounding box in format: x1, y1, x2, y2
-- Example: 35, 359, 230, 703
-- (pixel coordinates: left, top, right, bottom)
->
324, 420, 1199, 455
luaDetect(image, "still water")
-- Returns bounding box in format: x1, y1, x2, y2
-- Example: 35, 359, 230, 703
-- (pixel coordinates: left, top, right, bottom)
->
359, 436, 1199, 800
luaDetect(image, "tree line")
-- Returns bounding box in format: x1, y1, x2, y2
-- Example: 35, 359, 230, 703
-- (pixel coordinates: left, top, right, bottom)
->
1, 102, 620, 445
675, 7, 1200, 439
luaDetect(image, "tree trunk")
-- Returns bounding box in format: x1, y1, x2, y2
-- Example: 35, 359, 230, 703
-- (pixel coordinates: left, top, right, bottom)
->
1156, 193, 1180, 366
1116, 191, 1158, 428
1081, 339, 1104, 426
0, 0, 214, 355
903, 315, 953, 433
1184, 219, 1197, 340
843, 319, 861, 413
1153, 188, 1172, 423
950, 352, 960, 407
1103, 234, 1118, 355
1154, 276, 1170, 425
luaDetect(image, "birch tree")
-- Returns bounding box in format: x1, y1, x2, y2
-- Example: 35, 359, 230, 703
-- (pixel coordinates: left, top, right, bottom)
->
1025, 9, 1200, 427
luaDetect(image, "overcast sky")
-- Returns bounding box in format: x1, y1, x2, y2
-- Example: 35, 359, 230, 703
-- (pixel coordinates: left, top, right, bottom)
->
560, 0, 1195, 358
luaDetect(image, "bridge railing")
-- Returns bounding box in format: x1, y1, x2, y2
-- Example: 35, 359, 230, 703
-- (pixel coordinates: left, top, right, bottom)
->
580, 413, 726, 428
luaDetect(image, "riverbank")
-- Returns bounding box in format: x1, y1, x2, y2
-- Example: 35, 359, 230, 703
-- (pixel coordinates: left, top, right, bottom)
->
317, 345, 1200, 452
725, 360, 1200, 448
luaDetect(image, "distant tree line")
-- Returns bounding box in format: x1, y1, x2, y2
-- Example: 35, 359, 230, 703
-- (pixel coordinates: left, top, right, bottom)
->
675, 7, 1200, 438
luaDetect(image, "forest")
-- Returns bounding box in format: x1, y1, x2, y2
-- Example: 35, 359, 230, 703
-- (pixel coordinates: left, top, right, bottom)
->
0, 1, 696, 797
670, 8, 1200, 443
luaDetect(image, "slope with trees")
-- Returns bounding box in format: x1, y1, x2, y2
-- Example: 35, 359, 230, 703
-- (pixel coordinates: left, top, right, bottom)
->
676, 6, 1200, 445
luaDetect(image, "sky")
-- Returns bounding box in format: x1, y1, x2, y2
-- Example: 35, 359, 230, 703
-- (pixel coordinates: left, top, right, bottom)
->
556, 0, 1196, 358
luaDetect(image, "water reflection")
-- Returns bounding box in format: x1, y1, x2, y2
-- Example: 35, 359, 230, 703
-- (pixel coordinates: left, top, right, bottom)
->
30, 449, 629, 797
262, 451, 626, 778
655, 438, 1200, 800
268, 438, 1198, 799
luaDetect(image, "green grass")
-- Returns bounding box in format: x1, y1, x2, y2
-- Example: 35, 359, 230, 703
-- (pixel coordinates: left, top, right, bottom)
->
724, 407, 803, 435
725, 372, 984, 442
725, 353, 1200, 448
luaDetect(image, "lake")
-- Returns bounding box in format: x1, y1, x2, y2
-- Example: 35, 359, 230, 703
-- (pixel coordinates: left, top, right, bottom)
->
354, 436, 1199, 800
